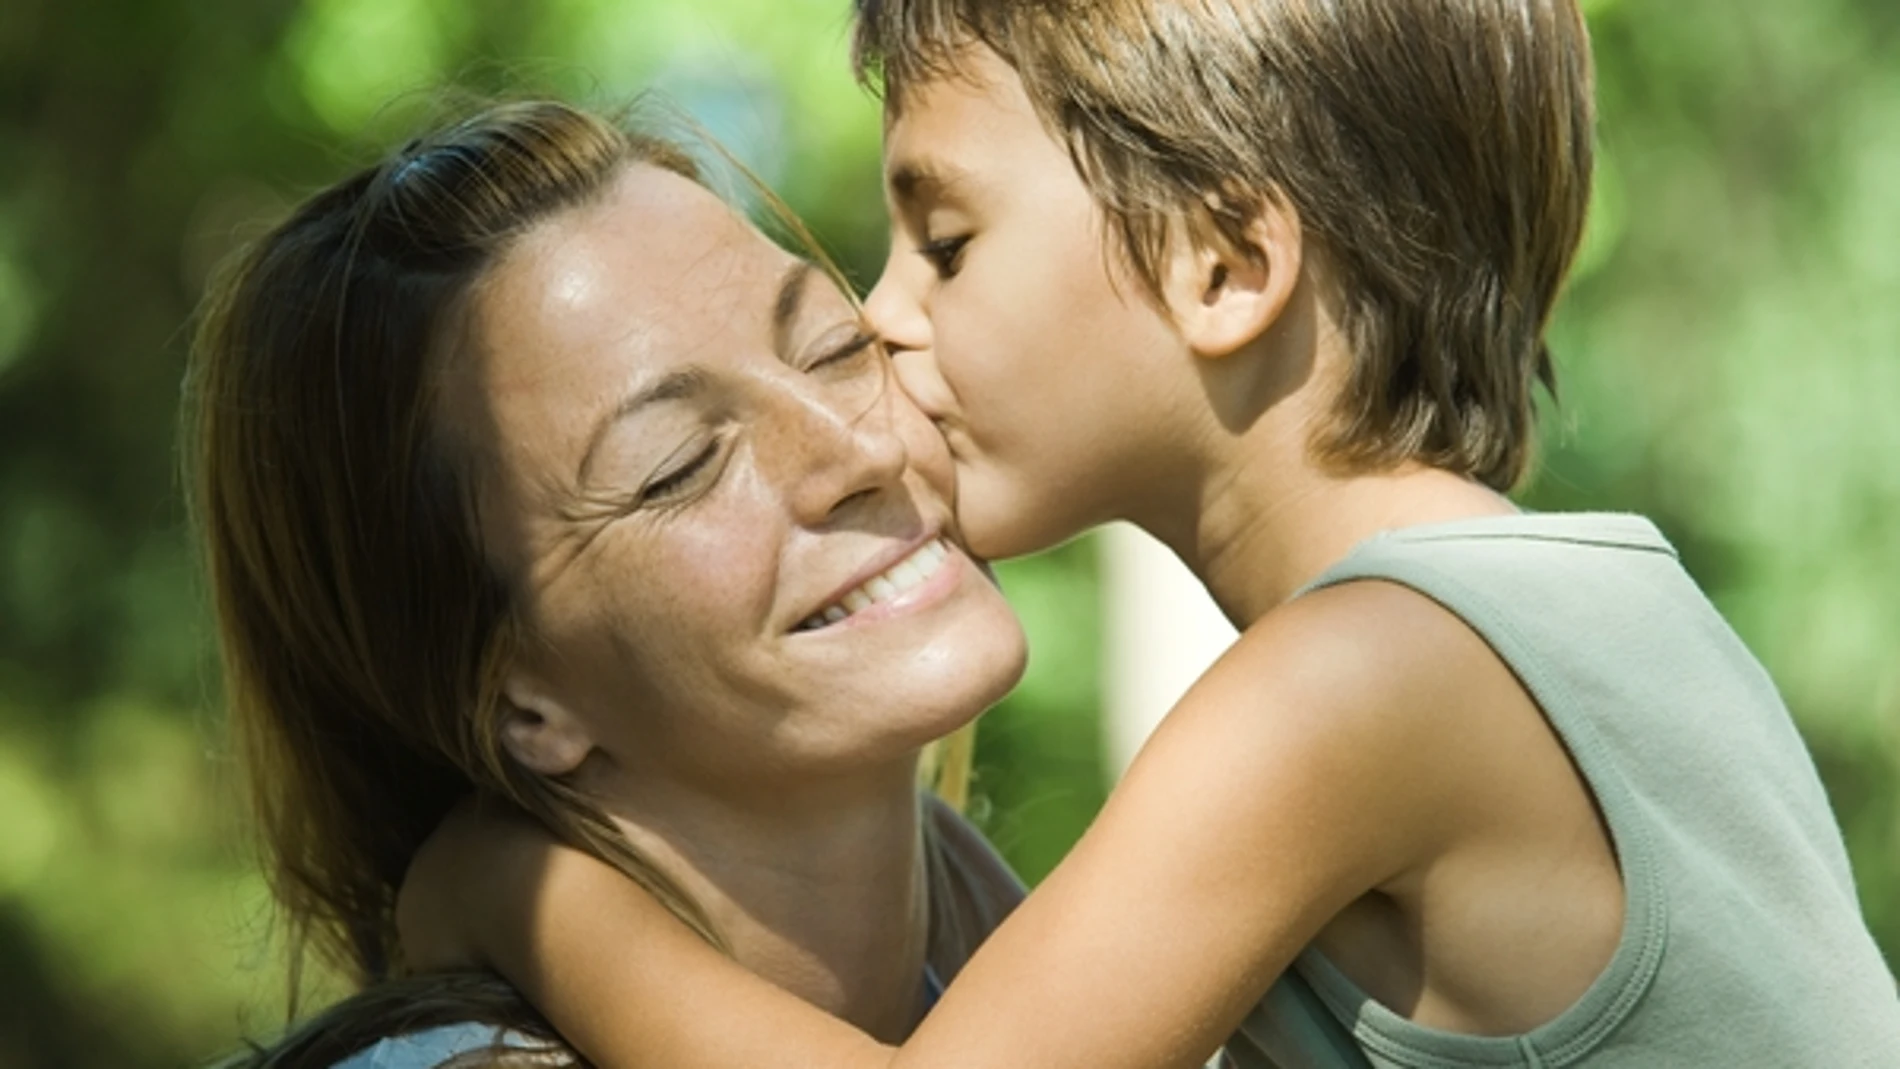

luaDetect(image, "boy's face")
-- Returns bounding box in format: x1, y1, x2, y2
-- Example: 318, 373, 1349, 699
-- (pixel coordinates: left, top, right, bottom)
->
864, 45, 1190, 561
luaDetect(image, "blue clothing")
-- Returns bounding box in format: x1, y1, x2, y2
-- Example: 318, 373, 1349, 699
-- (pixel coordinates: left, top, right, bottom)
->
330, 1023, 526, 1069
331, 967, 947, 1068
922, 962, 945, 1011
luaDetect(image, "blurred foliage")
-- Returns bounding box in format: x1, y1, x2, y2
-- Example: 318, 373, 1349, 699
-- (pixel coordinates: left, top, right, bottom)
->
0, 0, 1893, 1065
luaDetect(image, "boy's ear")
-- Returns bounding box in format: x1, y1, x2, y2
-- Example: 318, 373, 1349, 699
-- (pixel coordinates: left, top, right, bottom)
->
1164, 199, 1302, 359
499, 671, 595, 777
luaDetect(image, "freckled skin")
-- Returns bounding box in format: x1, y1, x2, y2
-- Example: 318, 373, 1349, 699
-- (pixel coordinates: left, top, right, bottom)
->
453, 163, 1027, 803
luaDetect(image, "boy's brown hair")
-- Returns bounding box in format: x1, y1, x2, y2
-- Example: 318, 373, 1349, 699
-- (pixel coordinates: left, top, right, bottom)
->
854, 0, 1596, 491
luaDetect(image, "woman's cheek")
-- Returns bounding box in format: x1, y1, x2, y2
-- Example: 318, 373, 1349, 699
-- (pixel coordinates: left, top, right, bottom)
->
650, 515, 781, 622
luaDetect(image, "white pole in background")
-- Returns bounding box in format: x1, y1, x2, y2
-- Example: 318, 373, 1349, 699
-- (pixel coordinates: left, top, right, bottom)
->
1100, 522, 1239, 780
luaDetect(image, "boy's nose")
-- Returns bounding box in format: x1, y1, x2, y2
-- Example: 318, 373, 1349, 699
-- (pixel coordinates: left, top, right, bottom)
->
863, 261, 930, 355
888, 347, 956, 429
863, 266, 956, 426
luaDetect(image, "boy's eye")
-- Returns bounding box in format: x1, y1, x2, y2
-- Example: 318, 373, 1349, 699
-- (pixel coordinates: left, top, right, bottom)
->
919, 235, 970, 279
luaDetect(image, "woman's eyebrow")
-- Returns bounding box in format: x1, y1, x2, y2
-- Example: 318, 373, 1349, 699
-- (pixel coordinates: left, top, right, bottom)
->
574, 259, 822, 485
772, 259, 817, 357
575, 366, 711, 485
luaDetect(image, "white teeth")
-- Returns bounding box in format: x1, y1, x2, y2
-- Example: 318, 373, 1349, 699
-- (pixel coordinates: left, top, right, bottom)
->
887, 559, 926, 592
799, 538, 953, 632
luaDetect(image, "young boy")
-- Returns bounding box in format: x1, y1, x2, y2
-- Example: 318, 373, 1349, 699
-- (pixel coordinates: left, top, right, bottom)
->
411, 2, 1900, 1066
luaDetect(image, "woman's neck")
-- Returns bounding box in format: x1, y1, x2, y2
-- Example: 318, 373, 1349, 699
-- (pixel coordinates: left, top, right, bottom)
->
599, 764, 933, 1042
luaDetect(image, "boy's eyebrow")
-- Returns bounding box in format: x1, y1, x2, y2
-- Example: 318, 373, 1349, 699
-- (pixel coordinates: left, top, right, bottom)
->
888, 157, 974, 203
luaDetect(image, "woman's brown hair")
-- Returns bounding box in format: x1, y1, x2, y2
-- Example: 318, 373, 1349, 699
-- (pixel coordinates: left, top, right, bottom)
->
855, 0, 1596, 491
187, 100, 728, 1002
191, 96, 1008, 1066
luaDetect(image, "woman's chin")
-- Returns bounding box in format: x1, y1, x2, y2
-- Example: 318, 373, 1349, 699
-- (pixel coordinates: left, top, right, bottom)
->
836, 638, 1027, 768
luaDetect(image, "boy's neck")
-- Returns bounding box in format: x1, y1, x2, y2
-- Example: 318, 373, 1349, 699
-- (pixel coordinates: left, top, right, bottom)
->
1124, 313, 1515, 623
599, 764, 933, 1042
1158, 457, 1518, 628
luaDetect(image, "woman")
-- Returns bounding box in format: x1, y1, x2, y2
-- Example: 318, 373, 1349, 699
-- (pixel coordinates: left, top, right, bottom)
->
190, 98, 1028, 1067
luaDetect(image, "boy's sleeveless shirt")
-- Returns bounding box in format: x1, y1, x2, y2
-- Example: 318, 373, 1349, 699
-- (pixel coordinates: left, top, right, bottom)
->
1221, 512, 1900, 1069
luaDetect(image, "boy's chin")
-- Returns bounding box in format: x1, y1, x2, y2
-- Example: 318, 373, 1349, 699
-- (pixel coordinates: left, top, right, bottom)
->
955, 492, 1084, 563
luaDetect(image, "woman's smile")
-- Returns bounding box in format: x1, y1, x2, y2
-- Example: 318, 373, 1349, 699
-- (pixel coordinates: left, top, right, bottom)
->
794, 534, 963, 633
453, 161, 1026, 784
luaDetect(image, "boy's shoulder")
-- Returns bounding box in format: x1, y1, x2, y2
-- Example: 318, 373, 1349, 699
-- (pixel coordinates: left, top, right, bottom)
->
1153, 573, 1539, 863
1200, 567, 1521, 743
1301, 511, 1676, 584
1178, 510, 1681, 792
1280, 510, 1692, 665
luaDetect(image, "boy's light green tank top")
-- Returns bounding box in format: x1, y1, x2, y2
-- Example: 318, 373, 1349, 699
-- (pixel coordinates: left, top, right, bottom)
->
1220, 512, 1900, 1068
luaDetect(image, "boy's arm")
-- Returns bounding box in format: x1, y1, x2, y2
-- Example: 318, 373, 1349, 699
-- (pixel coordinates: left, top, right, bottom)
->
890, 579, 1482, 1067
409, 579, 1485, 1068
402, 798, 897, 1066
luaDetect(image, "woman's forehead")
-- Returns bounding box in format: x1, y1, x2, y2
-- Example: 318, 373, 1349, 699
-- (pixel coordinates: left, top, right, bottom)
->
444, 166, 818, 495
504, 168, 786, 324
471, 168, 798, 390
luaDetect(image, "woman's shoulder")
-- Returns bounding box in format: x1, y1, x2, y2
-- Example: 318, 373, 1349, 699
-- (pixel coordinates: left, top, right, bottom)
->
922, 792, 1024, 974
924, 793, 1020, 896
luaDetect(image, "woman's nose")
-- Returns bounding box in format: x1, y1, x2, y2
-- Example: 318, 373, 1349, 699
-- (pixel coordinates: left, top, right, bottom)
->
776, 373, 912, 526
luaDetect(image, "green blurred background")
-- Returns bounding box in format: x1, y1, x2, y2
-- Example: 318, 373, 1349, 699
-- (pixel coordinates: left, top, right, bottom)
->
0, 0, 1894, 1064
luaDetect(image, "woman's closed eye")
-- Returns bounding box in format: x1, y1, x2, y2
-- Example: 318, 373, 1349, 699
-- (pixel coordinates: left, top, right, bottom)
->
640, 437, 724, 505
799, 324, 880, 374
622, 324, 875, 511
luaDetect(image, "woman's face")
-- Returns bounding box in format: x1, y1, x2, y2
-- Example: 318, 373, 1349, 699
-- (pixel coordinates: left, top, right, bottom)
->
450, 163, 1027, 801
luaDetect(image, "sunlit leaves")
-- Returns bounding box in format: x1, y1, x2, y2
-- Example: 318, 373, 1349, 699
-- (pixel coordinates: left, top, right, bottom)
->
285, 0, 470, 134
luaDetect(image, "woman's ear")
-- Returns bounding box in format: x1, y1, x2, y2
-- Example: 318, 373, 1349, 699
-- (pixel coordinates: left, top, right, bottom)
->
499, 672, 595, 777
1164, 198, 1303, 359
